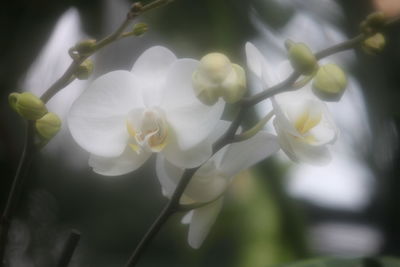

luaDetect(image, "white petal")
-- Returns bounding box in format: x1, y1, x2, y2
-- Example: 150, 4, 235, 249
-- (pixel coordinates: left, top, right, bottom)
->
166, 101, 224, 151
131, 46, 177, 106
290, 138, 332, 165
309, 105, 339, 145
68, 70, 144, 157
181, 211, 193, 225
159, 58, 200, 109
159, 58, 224, 150
245, 42, 278, 87
89, 147, 151, 176
188, 198, 223, 249
245, 42, 264, 79
271, 97, 300, 137
218, 131, 280, 177
155, 155, 183, 198
162, 120, 230, 168
274, 120, 332, 165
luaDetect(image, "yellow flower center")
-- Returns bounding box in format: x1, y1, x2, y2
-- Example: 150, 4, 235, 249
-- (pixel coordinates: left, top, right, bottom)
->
126, 109, 169, 153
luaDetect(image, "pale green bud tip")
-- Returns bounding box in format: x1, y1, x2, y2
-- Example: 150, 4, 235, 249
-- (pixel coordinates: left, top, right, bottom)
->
35, 112, 62, 140
287, 41, 317, 75
193, 53, 247, 105
362, 33, 386, 55
74, 39, 97, 56
76, 59, 94, 80
132, 23, 148, 36
199, 53, 232, 83
221, 64, 247, 104
9, 92, 47, 120
312, 64, 347, 102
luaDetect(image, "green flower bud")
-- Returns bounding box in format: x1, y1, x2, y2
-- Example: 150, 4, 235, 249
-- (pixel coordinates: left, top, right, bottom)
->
361, 12, 386, 34
287, 41, 317, 75
192, 53, 247, 105
74, 39, 97, 56
132, 22, 148, 36
35, 112, 62, 140
221, 64, 246, 103
362, 33, 386, 55
312, 64, 347, 102
9, 92, 48, 120
76, 59, 94, 80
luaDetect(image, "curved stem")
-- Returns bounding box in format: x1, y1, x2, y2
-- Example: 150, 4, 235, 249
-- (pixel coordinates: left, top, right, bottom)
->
0, 122, 35, 264
124, 168, 198, 267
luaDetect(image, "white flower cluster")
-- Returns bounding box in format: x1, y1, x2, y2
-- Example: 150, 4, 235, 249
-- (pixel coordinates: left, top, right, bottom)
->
67, 43, 341, 248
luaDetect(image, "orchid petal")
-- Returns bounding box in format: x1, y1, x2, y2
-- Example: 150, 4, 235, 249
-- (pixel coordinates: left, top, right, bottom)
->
188, 198, 223, 249
218, 131, 280, 177
131, 46, 176, 94
89, 147, 151, 176
68, 70, 144, 157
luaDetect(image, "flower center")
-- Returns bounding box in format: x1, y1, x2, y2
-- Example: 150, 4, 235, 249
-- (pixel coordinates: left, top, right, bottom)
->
126, 109, 169, 153
293, 107, 321, 143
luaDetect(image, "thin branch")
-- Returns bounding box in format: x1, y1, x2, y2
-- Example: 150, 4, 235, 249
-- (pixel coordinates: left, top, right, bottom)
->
124, 168, 198, 267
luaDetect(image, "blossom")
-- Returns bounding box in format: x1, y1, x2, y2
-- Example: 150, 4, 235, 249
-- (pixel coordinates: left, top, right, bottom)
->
245, 42, 338, 164
68, 46, 225, 175
156, 126, 280, 248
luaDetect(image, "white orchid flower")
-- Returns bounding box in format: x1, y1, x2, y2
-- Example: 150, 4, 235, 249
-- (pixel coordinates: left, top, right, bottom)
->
245, 42, 338, 164
156, 128, 280, 248
68, 46, 225, 176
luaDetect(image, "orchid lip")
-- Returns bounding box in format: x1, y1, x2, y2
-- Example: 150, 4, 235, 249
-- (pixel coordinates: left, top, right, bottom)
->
127, 108, 169, 153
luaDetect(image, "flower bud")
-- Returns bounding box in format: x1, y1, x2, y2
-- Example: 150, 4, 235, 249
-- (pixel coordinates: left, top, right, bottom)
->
9, 92, 48, 120
362, 33, 386, 55
286, 41, 317, 75
221, 64, 246, 103
192, 53, 247, 105
312, 64, 347, 102
132, 22, 148, 36
360, 12, 386, 34
74, 39, 97, 56
35, 112, 62, 140
75, 59, 94, 80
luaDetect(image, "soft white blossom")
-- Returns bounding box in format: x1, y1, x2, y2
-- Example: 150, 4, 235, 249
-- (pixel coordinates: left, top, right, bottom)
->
246, 42, 338, 164
68, 46, 225, 175
156, 126, 279, 248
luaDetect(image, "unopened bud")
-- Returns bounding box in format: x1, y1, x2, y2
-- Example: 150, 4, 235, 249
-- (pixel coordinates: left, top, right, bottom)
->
221, 64, 246, 103
361, 12, 386, 34
9, 92, 47, 120
132, 23, 148, 36
192, 53, 247, 105
312, 64, 347, 102
362, 33, 386, 54
74, 39, 97, 56
287, 41, 317, 75
35, 112, 62, 140
76, 59, 94, 80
